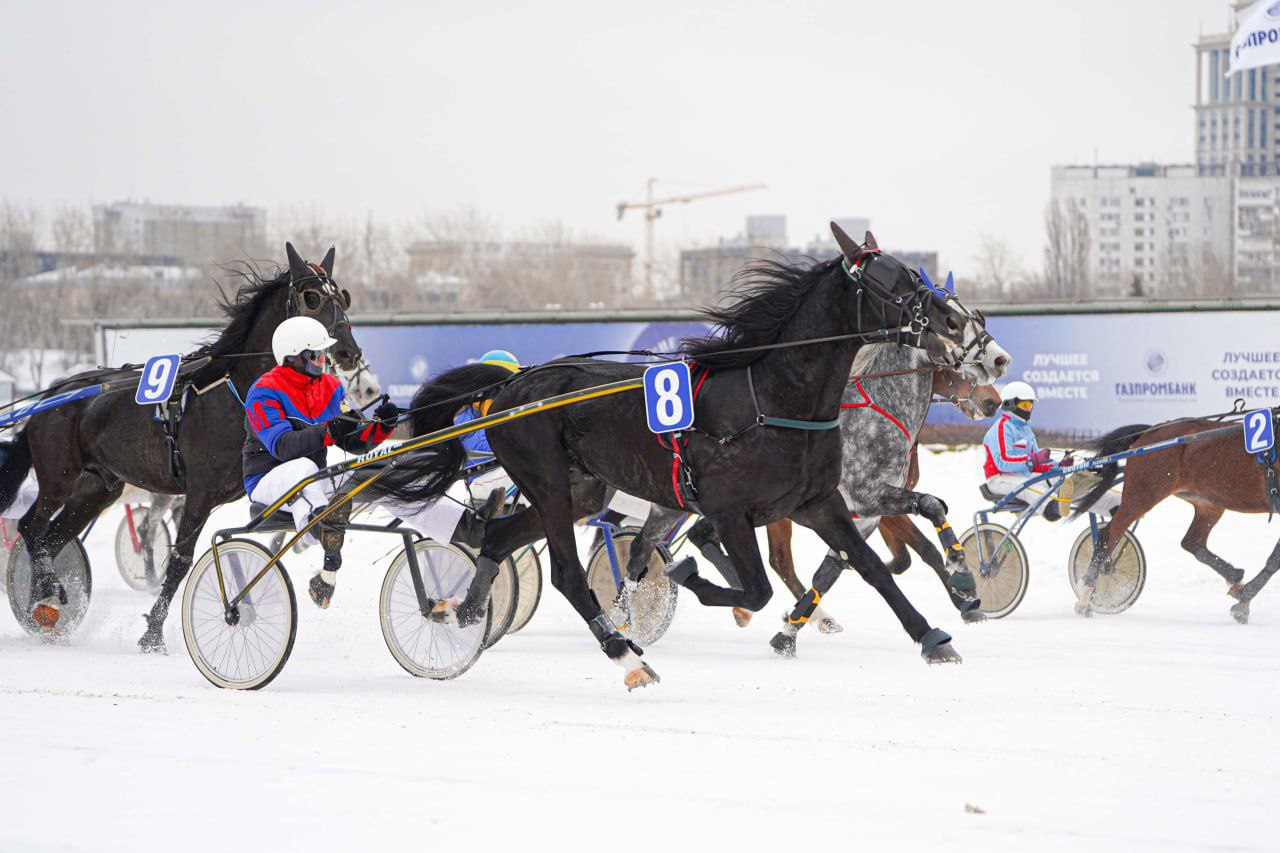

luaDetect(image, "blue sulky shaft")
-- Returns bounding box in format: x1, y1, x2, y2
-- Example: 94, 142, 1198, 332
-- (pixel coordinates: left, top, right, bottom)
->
0, 385, 105, 429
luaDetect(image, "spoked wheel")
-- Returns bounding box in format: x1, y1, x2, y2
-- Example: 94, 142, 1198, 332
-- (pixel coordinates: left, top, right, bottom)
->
960, 523, 1029, 619
182, 539, 297, 690
0, 519, 19, 589
380, 540, 490, 680
114, 505, 172, 593
507, 546, 543, 634
586, 529, 678, 647
482, 554, 519, 649
1068, 526, 1146, 614
6, 537, 92, 639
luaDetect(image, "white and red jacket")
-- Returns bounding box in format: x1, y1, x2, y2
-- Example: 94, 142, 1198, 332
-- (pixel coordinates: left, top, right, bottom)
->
982, 412, 1050, 479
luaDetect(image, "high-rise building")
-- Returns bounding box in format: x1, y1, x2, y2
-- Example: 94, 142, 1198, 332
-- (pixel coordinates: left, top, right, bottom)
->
1195, 2, 1278, 172
92, 202, 267, 264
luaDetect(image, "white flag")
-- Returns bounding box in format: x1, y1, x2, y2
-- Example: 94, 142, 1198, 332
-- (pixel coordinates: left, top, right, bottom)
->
1230, 1, 1280, 75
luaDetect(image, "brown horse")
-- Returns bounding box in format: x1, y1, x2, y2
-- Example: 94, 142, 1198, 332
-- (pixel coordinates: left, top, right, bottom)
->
732, 366, 1002, 629
1073, 418, 1278, 623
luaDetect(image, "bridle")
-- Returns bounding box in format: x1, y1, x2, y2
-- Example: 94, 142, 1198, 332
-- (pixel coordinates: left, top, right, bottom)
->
932, 368, 990, 419
286, 262, 354, 338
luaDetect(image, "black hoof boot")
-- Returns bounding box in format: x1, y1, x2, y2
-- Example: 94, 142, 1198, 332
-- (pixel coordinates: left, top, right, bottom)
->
920, 627, 962, 664
663, 556, 698, 586
456, 599, 486, 628
769, 631, 797, 659
309, 573, 336, 609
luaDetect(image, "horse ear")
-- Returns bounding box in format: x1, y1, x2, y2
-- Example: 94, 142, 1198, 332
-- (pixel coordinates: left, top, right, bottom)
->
830, 221, 860, 263
285, 242, 308, 279
944, 271, 955, 295
864, 230, 879, 251
320, 246, 336, 278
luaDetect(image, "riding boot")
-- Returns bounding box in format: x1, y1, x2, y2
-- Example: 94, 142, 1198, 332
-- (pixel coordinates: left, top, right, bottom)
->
31, 571, 67, 629
450, 487, 506, 549
308, 502, 350, 609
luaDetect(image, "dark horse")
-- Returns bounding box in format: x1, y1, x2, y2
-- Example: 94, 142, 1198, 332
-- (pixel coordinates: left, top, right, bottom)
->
373, 225, 1009, 689
0, 244, 362, 649
1073, 418, 1280, 624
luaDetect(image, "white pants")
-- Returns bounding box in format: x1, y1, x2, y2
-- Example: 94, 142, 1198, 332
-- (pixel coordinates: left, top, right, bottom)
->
248, 458, 335, 532
986, 473, 1122, 518
1, 475, 41, 521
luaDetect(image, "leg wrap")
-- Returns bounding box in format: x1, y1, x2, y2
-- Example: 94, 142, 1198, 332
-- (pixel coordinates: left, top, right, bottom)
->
784, 587, 823, 625
693, 541, 740, 588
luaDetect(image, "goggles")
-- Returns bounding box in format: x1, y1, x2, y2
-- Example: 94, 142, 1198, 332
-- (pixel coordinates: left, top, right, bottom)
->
1013, 400, 1034, 412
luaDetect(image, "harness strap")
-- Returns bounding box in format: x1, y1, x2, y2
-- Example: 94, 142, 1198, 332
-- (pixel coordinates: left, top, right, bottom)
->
746, 365, 839, 431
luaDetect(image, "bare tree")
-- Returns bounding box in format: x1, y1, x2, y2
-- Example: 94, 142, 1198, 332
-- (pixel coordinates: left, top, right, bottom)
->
50, 205, 93, 254
972, 234, 1022, 300
1156, 242, 1231, 299
1043, 199, 1091, 301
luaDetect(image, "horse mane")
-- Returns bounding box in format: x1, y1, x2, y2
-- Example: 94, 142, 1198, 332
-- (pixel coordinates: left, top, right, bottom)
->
680, 255, 840, 370
189, 262, 289, 375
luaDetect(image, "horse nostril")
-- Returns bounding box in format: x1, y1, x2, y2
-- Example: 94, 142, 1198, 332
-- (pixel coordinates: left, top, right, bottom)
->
993, 355, 1008, 368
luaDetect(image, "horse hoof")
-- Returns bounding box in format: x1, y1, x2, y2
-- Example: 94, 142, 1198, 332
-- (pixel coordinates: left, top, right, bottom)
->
624, 663, 660, 691
308, 574, 335, 609
663, 556, 698, 586
428, 598, 460, 626
1227, 583, 1245, 601
732, 607, 753, 627
769, 632, 797, 658
961, 608, 987, 624
816, 616, 844, 635
1231, 601, 1251, 625
138, 631, 167, 654
923, 642, 962, 665
31, 603, 61, 630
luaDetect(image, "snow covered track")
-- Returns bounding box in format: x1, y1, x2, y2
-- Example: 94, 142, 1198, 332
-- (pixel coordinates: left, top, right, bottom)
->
0, 448, 1276, 851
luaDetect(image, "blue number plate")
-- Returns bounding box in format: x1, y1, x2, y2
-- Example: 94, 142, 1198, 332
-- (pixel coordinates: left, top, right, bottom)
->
135, 354, 181, 405
1243, 408, 1275, 454
643, 362, 695, 434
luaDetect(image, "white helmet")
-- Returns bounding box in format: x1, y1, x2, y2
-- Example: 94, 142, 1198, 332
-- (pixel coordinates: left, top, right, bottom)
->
272, 316, 337, 365
1000, 381, 1037, 403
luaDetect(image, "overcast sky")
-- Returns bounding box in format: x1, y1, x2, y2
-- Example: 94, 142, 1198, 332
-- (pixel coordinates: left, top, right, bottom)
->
0, 0, 1239, 278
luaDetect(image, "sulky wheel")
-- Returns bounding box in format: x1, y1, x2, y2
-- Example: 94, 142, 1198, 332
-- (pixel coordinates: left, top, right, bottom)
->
586, 529, 678, 647
959, 522, 1030, 619
182, 538, 297, 690
114, 505, 172, 593
482, 553, 520, 649
380, 540, 489, 680
1068, 526, 1146, 615
7, 537, 92, 639
507, 545, 543, 634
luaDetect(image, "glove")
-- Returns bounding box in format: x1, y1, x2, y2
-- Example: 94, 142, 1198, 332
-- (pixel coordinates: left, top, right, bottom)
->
373, 399, 402, 427
325, 416, 388, 454
1030, 448, 1052, 468
1059, 455, 1075, 468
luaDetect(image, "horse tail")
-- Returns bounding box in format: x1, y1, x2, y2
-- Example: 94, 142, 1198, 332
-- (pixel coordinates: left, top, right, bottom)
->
365, 363, 514, 506
1068, 423, 1150, 521
0, 428, 32, 516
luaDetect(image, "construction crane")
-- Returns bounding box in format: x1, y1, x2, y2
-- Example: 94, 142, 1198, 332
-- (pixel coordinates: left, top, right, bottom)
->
616, 178, 766, 294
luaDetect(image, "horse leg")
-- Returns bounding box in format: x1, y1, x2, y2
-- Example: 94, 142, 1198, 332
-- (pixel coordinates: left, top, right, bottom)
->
609, 505, 686, 630
1228, 536, 1280, 624
684, 515, 743, 587
139, 494, 213, 652
762, 518, 842, 634
26, 469, 121, 627
877, 515, 915, 575
1076, 484, 1166, 617
665, 512, 773, 615
1180, 503, 1242, 585
854, 484, 979, 617
781, 492, 956, 664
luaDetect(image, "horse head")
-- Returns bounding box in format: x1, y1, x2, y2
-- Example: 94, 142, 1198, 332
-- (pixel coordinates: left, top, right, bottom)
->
932, 365, 1002, 420
830, 222, 1009, 385
284, 242, 363, 372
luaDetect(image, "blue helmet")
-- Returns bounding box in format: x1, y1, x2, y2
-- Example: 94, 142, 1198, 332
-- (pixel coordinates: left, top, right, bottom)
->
479, 349, 520, 372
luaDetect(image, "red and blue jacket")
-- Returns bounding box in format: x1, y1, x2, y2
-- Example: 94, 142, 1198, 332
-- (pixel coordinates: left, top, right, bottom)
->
982, 412, 1051, 479
242, 365, 347, 494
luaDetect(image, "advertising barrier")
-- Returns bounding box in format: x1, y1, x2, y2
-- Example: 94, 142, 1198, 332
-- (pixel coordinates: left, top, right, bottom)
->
100, 309, 1280, 438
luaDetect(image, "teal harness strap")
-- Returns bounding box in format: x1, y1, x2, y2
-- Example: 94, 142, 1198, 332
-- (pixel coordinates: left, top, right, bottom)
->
760, 415, 839, 430
747, 365, 840, 432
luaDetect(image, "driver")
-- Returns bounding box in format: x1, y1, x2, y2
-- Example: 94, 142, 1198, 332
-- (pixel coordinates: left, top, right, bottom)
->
982, 381, 1072, 520
242, 317, 399, 606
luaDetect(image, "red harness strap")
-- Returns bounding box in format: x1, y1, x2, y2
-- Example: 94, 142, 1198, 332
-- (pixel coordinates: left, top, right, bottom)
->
840, 379, 910, 438
657, 364, 709, 509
